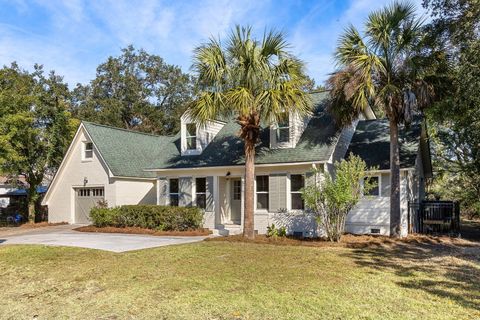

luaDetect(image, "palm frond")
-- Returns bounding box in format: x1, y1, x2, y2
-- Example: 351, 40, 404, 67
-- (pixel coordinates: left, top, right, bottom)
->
192, 38, 227, 87
335, 25, 369, 67
261, 28, 289, 59
330, 1, 429, 126
186, 91, 227, 125
326, 67, 364, 127
189, 25, 312, 132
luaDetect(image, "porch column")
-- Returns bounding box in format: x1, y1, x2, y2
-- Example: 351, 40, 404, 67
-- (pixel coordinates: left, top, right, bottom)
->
213, 176, 219, 227
240, 176, 245, 229
156, 177, 167, 206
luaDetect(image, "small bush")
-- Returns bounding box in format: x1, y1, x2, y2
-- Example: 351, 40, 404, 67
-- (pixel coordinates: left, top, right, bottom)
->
278, 226, 287, 237
89, 205, 203, 231
266, 224, 287, 238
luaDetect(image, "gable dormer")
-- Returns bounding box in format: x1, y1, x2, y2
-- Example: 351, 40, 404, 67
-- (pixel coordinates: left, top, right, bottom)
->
180, 112, 225, 156
270, 112, 311, 149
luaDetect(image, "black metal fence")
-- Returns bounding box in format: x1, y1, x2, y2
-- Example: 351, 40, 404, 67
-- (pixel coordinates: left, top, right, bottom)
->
408, 201, 460, 235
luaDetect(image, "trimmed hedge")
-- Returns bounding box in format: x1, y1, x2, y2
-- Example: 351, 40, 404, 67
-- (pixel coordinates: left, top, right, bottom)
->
90, 205, 203, 231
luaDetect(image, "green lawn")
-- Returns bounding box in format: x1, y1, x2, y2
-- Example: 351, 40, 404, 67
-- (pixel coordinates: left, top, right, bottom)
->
0, 239, 479, 319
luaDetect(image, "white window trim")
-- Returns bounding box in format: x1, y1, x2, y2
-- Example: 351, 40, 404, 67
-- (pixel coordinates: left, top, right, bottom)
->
232, 180, 241, 200
82, 141, 94, 162
76, 187, 104, 197
255, 175, 269, 211
276, 120, 290, 143
168, 178, 180, 206
194, 176, 207, 209
185, 123, 197, 151
362, 175, 381, 197
270, 113, 294, 149
289, 174, 305, 211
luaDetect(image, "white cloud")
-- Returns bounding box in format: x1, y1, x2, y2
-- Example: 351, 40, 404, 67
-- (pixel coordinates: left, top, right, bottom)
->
0, 0, 432, 87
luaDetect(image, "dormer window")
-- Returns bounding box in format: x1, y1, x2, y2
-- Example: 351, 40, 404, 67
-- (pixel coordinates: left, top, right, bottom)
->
186, 124, 197, 150
276, 113, 290, 143
180, 110, 225, 155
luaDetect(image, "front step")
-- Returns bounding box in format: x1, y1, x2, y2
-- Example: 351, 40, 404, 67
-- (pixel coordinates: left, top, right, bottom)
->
213, 224, 243, 236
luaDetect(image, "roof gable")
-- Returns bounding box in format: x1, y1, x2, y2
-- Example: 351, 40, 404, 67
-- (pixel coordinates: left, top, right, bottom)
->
83, 122, 174, 178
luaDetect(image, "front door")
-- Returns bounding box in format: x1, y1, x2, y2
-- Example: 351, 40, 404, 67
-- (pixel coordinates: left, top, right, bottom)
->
230, 179, 241, 224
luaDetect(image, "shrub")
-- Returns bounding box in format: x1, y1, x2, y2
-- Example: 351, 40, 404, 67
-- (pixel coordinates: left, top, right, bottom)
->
302, 154, 376, 242
90, 207, 120, 227
266, 224, 287, 238
89, 205, 203, 231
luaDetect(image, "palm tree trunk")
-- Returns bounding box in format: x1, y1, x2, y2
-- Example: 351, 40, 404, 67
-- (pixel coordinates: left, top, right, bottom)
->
389, 119, 401, 237
243, 138, 255, 239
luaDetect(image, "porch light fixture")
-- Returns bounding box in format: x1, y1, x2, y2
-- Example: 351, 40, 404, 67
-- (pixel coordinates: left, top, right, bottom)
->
83, 177, 88, 186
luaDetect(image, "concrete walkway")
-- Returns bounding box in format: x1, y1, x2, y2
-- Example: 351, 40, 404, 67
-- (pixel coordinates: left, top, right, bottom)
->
0, 224, 208, 252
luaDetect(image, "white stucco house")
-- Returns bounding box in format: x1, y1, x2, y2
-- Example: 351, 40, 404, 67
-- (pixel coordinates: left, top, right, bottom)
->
42, 92, 432, 236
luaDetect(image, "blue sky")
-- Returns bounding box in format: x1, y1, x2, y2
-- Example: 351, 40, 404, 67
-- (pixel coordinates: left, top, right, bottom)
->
0, 0, 426, 87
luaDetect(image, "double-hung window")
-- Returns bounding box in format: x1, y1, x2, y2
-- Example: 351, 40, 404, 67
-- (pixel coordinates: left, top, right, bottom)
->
169, 178, 179, 206
364, 176, 380, 196
276, 113, 290, 143
186, 124, 197, 150
290, 174, 305, 210
84, 142, 93, 160
256, 176, 269, 210
195, 177, 207, 209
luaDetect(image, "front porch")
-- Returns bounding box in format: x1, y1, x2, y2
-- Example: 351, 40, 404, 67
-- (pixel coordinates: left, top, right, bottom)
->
155, 163, 323, 236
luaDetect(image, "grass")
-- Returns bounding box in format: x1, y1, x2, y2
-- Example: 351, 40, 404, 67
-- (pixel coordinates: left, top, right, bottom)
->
0, 238, 479, 319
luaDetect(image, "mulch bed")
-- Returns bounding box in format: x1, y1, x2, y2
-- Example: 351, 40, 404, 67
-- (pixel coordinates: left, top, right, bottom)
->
74, 225, 212, 236
18, 222, 68, 229
206, 233, 477, 249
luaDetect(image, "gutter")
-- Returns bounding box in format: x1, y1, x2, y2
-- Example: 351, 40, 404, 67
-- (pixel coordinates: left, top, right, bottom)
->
144, 161, 326, 172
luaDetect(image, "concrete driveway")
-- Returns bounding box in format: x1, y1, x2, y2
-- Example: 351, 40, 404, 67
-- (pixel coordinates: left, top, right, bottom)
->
0, 224, 208, 253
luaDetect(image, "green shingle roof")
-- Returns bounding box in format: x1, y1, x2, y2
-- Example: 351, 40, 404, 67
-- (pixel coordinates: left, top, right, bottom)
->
145, 91, 341, 169
347, 118, 422, 170
83, 92, 341, 176
83, 122, 174, 178
83, 92, 424, 178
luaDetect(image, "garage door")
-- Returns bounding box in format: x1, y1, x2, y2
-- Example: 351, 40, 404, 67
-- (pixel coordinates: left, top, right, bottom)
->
75, 187, 104, 224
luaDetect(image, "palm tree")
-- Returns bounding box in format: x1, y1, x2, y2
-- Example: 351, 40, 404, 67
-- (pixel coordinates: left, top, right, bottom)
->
188, 26, 312, 238
328, 2, 432, 237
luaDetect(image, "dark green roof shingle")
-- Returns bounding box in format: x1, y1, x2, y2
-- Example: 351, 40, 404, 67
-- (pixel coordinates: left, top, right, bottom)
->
83, 122, 174, 178
347, 118, 422, 170
146, 91, 341, 169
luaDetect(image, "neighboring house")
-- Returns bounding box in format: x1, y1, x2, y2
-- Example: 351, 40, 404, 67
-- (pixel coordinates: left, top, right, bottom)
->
42, 92, 432, 236
0, 176, 27, 209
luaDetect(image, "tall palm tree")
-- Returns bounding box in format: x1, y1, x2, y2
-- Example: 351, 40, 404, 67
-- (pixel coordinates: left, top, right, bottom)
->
188, 26, 312, 238
328, 2, 432, 237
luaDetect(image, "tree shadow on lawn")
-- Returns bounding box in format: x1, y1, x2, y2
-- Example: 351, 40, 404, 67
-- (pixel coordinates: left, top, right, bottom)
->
341, 237, 480, 312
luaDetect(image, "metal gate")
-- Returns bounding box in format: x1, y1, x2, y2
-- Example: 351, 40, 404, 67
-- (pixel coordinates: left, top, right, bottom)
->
75, 187, 104, 224
408, 201, 460, 235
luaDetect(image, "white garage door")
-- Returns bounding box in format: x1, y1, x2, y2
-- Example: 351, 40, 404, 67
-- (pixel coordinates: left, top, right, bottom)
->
75, 187, 104, 224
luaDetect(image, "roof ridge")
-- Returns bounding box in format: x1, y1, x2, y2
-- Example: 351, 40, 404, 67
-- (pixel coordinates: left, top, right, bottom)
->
82, 121, 175, 139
